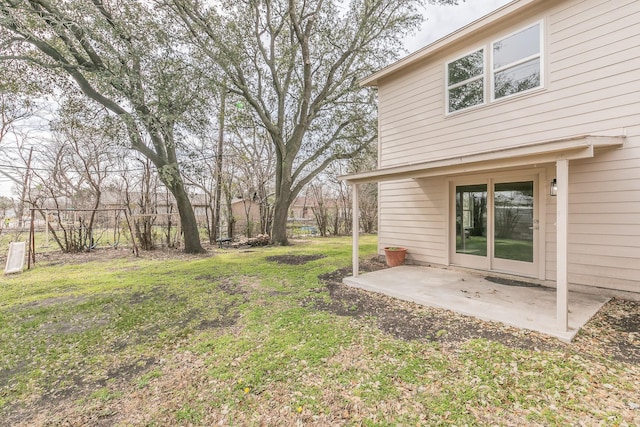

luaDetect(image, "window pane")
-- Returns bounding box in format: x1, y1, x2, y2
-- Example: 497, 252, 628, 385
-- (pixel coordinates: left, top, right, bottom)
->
494, 181, 534, 262
493, 24, 540, 69
448, 50, 484, 85
456, 184, 487, 257
494, 58, 540, 99
449, 79, 483, 112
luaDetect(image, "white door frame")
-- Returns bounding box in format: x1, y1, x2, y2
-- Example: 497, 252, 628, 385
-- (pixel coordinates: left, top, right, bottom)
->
449, 169, 546, 279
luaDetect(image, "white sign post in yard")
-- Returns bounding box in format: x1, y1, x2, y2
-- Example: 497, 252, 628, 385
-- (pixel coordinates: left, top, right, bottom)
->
4, 242, 26, 274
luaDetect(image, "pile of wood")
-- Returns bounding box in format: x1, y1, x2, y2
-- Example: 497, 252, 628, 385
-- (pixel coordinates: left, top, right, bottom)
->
232, 234, 271, 248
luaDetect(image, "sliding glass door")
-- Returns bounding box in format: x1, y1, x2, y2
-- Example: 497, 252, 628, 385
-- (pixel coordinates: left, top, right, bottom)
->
492, 180, 536, 274
451, 175, 538, 276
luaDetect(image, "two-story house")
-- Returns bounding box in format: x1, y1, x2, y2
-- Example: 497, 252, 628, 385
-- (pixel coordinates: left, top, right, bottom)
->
343, 0, 639, 330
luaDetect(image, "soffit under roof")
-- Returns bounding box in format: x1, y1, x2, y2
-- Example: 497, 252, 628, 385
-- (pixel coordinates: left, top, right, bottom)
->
340, 135, 625, 185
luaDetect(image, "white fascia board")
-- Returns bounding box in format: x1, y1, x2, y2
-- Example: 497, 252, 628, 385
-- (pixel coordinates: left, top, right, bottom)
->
339, 135, 625, 184
360, 0, 538, 87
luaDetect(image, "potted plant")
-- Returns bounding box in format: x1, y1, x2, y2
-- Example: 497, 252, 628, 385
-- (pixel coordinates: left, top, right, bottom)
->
383, 246, 407, 267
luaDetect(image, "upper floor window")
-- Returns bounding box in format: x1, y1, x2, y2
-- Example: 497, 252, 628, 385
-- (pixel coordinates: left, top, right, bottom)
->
447, 49, 484, 113
444, 21, 544, 115
492, 22, 542, 100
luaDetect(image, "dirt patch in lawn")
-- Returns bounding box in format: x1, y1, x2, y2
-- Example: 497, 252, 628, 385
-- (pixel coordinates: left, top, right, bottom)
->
18, 295, 90, 310
265, 254, 326, 265
309, 259, 640, 362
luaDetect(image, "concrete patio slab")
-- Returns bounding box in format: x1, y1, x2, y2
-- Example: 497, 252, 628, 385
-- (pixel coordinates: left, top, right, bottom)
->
343, 266, 610, 342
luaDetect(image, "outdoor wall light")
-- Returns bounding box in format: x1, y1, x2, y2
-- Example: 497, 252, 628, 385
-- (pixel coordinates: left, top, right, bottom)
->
550, 178, 558, 196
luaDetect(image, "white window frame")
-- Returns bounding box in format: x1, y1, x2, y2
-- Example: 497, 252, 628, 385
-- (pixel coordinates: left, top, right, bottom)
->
443, 20, 546, 115
490, 20, 544, 102
445, 47, 486, 114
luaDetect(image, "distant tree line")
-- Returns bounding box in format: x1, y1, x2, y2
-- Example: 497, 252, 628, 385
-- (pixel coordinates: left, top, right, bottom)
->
0, 0, 457, 251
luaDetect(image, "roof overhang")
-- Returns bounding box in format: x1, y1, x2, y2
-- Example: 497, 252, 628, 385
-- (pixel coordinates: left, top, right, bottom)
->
360, 0, 542, 87
340, 135, 625, 185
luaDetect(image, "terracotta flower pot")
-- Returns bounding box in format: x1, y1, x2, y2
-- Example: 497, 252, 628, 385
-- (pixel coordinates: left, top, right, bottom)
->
384, 246, 407, 267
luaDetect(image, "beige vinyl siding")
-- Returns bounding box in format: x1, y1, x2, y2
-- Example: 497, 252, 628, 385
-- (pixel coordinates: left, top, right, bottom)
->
543, 135, 640, 292
380, 81, 638, 164
378, 177, 448, 265
551, 0, 638, 55
377, 0, 640, 292
569, 137, 640, 292
378, 0, 640, 168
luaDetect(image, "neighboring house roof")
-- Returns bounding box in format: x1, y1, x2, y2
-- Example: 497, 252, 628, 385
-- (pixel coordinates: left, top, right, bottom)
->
360, 0, 538, 87
189, 193, 209, 206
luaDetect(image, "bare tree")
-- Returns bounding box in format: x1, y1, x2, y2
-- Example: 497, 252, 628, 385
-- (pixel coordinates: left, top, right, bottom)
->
346, 150, 378, 234
50, 99, 121, 218
228, 123, 276, 237
358, 181, 378, 234
308, 183, 329, 237
25, 105, 122, 252
181, 133, 218, 244
0, 195, 11, 234
307, 176, 351, 237
0, 60, 39, 193
122, 157, 161, 251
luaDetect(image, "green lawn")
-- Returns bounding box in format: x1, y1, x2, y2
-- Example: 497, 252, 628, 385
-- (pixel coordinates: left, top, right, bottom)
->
456, 235, 488, 256
494, 238, 533, 262
457, 236, 534, 262
0, 236, 638, 426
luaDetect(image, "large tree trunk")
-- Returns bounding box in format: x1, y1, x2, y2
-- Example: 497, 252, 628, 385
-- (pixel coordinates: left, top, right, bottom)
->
271, 156, 293, 245
271, 185, 291, 246
271, 196, 290, 245
164, 171, 205, 254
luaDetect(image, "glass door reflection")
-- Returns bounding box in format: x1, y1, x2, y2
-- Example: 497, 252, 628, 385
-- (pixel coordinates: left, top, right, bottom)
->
455, 184, 487, 257
493, 181, 534, 262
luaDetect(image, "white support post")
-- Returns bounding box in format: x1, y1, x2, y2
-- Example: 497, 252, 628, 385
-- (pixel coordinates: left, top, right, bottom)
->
352, 182, 360, 277
556, 159, 569, 331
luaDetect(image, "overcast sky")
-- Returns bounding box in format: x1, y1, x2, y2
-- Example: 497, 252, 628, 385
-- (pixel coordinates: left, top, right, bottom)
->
0, 0, 513, 200
405, 0, 513, 52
